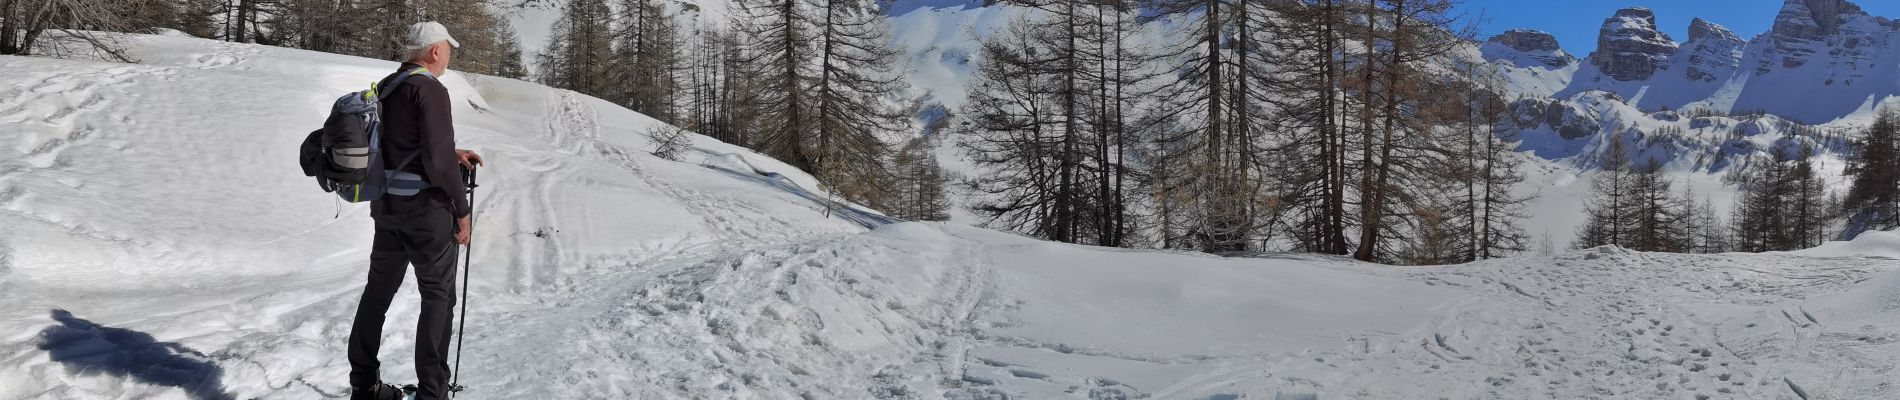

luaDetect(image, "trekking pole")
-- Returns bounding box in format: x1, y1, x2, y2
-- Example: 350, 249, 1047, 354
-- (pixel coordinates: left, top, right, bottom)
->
450, 165, 478, 396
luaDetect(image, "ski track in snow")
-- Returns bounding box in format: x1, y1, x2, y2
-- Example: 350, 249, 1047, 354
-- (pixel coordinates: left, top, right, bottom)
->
463, 227, 993, 398
6, 33, 1900, 400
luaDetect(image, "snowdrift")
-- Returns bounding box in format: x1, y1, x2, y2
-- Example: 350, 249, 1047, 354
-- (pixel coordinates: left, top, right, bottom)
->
1794, 229, 1900, 259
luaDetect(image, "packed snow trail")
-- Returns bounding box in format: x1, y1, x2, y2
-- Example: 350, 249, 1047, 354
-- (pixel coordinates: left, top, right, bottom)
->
6, 33, 1900, 400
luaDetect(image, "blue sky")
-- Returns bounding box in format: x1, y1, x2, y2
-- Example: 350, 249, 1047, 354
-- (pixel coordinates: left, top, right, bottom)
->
1458, 0, 1900, 55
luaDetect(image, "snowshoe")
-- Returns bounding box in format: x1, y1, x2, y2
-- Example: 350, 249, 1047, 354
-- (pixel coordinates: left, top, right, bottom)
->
351, 382, 404, 400
392, 383, 461, 400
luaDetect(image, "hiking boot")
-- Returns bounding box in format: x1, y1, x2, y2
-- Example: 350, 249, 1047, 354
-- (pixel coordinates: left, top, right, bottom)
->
351, 382, 404, 400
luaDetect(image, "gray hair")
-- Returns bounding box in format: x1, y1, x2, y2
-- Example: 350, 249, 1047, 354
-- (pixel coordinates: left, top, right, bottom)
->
404, 42, 443, 62
404, 45, 431, 62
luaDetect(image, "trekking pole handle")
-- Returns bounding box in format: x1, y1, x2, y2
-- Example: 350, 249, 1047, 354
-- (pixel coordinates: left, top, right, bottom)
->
461, 164, 479, 191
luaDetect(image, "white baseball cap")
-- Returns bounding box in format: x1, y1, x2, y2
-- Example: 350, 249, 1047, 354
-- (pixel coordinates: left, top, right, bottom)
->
402, 21, 461, 50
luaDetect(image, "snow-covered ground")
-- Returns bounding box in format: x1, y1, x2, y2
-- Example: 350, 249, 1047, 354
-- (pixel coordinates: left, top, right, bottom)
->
6, 33, 1900, 400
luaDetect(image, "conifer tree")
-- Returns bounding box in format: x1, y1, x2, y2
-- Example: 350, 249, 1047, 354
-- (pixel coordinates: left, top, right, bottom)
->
614, 0, 682, 122
536, 0, 615, 96
737, 0, 907, 208
892, 138, 952, 222
493, 20, 528, 80
1844, 108, 1900, 238
1624, 160, 1690, 253
959, 4, 1147, 247
1576, 138, 1634, 249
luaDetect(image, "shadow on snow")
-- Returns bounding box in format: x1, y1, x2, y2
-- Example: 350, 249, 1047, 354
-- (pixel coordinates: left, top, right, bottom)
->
37, 309, 234, 400
694, 150, 898, 229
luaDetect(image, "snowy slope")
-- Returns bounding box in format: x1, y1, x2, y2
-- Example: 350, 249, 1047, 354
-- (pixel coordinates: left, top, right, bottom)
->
0, 32, 884, 399
888, 3, 1022, 113
8, 28, 1900, 400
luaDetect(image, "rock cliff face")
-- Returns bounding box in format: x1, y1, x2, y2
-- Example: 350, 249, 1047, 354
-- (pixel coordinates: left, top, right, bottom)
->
1484, 29, 1575, 68
1510, 96, 1601, 141
1469, 0, 1900, 171
1759, 0, 1866, 72
1587, 8, 1679, 81
1752, 0, 1899, 74
1680, 18, 1744, 82
1718, 0, 1900, 123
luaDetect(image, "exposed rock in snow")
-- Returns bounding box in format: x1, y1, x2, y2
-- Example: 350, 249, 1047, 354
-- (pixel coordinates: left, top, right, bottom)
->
1484, 29, 1574, 69
1761, 0, 1869, 72
1681, 18, 1744, 82
1510, 95, 1602, 142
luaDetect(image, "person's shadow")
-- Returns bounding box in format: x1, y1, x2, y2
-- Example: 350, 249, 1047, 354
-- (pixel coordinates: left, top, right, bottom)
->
37, 309, 235, 400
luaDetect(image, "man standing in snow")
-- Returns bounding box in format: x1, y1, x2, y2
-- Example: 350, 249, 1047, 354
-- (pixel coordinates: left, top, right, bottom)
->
347, 21, 484, 400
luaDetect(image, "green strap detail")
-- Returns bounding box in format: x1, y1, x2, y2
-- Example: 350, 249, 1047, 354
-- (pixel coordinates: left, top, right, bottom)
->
365, 68, 431, 100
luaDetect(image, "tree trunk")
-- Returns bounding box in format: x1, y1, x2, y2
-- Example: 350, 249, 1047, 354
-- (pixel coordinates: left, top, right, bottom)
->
1322, 0, 1348, 255
1203, 0, 1226, 250
817, 0, 835, 186
1358, 0, 1408, 262
1054, 0, 1077, 243
1, 0, 19, 55
780, 0, 808, 171
1353, 0, 1379, 261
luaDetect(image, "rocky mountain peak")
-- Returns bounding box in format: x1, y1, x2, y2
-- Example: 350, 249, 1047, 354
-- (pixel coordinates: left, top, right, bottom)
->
1682, 18, 1744, 82
1687, 18, 1739, 44
1589, 7, 1679, 81
1759, 0, 1881, 73
1614, 7, 1656, 22
1485, 29, 1574, 68
1490, 29, 1562, 52
1775, 0, 1865, 37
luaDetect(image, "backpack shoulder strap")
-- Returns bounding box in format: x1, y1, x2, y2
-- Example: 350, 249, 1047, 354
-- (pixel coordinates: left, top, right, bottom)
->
379, 67, 436, 177
371, 67, 433, 102
391, 150, 424, 173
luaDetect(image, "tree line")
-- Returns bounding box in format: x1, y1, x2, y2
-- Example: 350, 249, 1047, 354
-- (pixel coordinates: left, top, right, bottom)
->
1, 0, 528, 78
956, 0, 1531, 264
4, 0, 954, 222
1577, 106, 1900, 254
533, 0, 953, 220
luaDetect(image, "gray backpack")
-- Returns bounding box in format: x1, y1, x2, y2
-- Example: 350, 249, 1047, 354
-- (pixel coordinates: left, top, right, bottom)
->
299, 67, 435, 202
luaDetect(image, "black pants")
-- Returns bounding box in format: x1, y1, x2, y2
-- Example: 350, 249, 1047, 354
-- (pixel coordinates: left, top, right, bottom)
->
348, 206, 458, 399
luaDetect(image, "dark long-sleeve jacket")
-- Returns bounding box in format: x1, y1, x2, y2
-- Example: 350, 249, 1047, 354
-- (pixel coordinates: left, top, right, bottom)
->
371, 62, 470, 219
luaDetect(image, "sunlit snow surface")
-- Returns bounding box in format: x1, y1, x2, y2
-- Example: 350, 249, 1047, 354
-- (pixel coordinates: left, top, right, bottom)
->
5, 32, 1900, 400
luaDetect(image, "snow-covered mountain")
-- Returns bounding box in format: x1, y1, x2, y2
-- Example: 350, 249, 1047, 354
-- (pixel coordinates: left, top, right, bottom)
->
1523, 0, 1900, 125
9, 26, 1900, 400
1481, 29, 1580, 99
1480, 0, 1900, 174
1448, 0, 1900, 248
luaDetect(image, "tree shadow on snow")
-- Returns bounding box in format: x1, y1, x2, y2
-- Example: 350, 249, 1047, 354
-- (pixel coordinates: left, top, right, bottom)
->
37, 309, 235, 400
694, 154, 898, 229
